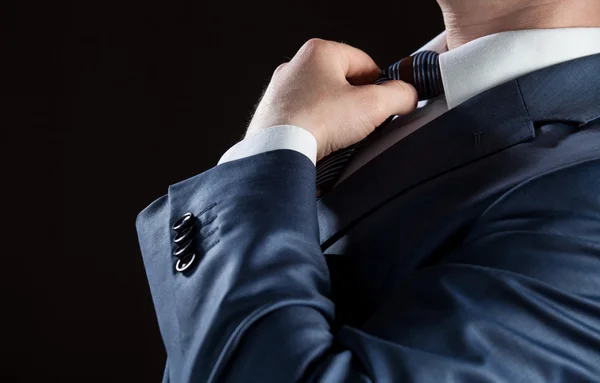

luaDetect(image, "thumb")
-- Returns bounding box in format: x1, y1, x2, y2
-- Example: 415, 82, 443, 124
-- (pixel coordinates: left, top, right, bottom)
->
355, 80, 419, 125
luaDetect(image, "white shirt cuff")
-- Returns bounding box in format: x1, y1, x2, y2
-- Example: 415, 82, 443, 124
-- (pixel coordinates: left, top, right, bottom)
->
217, 125, 317, 166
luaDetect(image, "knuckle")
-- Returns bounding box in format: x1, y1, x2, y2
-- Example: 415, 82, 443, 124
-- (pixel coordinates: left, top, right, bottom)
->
301, 38, 327, 55
305, 37, 325, 47
274, 62, 287, 73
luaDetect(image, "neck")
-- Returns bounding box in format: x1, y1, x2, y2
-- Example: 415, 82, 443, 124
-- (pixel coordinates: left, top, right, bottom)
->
437, 0, 600, 50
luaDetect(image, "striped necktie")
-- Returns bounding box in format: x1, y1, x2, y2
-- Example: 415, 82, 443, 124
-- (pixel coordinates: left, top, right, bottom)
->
316, 50, 444, 197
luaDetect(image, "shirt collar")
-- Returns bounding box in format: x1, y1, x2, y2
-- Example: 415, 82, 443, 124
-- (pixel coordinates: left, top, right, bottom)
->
415, 28, 600, 110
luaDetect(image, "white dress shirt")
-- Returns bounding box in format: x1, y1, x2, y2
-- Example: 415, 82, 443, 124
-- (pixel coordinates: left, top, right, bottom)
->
218, 28, 600, 183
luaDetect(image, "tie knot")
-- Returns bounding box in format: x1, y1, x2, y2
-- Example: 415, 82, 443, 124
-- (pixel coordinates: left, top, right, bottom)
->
376, 50, 444, 101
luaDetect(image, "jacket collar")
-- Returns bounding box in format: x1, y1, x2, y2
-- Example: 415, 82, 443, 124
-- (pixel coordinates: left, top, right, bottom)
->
317, 52, 600, 250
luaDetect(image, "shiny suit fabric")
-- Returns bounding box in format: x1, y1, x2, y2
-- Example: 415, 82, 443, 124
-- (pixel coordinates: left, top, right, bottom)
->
136, 53, 600, 382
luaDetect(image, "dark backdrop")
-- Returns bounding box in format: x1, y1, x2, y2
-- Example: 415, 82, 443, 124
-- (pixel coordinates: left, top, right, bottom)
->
6, 1, 443, 381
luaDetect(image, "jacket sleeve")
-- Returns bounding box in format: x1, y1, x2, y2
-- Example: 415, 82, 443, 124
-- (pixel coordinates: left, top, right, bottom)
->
136, 149, 600, 382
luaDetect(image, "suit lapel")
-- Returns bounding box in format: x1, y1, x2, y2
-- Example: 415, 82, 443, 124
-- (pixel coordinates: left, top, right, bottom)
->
317, 52, 600, 250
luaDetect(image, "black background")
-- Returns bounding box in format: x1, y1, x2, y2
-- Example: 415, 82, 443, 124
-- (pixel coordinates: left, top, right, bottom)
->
6, 1, 443, 381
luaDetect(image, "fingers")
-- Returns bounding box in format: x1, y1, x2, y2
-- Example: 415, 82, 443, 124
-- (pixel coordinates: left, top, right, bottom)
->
297, 38, 382, 85
329, 40, 382, 85
375, 80, 419, 117
353, 80, 419, 124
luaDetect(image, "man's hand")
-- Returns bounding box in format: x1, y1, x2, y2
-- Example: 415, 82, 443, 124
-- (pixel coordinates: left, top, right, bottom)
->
246, 38, 419, 161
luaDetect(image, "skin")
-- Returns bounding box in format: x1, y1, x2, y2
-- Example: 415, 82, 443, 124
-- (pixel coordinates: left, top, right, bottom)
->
247, 1, 600, 160
437, 0, 600, 49
246, 39, 418, 161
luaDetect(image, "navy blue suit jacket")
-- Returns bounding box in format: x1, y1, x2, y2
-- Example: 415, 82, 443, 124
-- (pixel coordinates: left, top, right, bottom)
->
136, 53, 600, 382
